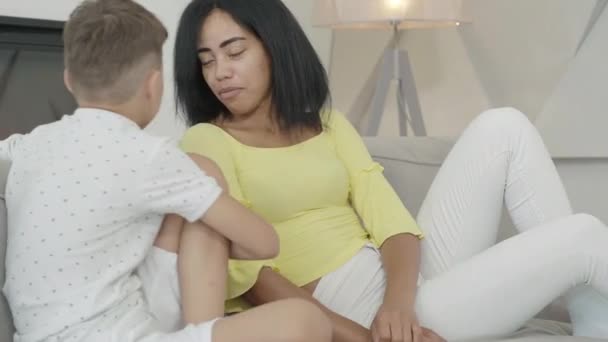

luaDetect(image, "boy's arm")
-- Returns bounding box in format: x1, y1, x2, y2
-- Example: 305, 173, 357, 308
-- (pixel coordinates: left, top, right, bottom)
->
188, 154, 279, 260
201, 192, 279, 260
142, 143, 278, 261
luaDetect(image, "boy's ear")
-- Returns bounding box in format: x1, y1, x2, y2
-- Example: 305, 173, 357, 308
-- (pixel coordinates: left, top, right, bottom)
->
145, 68, 164, 101
63, 69, 74, 93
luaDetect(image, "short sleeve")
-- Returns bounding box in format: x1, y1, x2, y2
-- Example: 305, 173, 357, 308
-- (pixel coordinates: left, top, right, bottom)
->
327, 112, 424, 246
0, 134, 24, 162
140, 139, 222, 223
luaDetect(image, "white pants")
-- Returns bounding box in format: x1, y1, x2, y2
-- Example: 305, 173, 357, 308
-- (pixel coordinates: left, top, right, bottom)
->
313, 108, 608, 341
136, 247, 218, 342
50, 248, 217, 342
138, 323, 217, 342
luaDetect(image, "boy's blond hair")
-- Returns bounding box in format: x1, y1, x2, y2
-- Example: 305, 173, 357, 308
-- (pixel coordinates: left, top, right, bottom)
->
63, 0, 167, 104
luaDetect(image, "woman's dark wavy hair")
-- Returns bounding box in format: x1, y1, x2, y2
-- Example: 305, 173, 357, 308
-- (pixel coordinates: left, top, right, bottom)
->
174, 0, 330, 131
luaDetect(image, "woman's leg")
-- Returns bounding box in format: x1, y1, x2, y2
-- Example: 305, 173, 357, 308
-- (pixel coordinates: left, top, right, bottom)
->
414, 108, 608, 339
212, 299, 332, 342
416, 213, 608, 340
141, 298, 332, 342
417, 107, 572, 276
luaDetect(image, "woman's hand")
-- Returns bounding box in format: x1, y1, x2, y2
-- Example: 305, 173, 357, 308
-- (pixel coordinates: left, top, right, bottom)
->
371, 304, 420, 342
371, 305, 445, 342
420, 327, 445, 342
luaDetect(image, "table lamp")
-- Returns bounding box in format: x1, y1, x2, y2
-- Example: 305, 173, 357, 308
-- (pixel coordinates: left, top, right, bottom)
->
313, 0, 470, 136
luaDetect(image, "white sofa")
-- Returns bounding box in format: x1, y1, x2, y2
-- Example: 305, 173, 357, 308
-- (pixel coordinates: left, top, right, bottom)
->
1, 137, 605, 342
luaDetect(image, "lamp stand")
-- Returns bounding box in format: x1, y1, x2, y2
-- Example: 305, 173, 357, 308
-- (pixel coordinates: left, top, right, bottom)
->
349, 24, 426, 136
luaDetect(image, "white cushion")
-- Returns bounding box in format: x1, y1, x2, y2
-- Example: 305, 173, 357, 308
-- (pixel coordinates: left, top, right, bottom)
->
0, 161, 9, 200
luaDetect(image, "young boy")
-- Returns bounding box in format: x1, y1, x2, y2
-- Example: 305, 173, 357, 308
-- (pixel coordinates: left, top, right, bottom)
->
0, 1, 331, 341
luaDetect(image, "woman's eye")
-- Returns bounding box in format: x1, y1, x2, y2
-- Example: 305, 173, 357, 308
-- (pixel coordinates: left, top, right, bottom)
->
201, 59, 215, 67
229, 50, 245, 58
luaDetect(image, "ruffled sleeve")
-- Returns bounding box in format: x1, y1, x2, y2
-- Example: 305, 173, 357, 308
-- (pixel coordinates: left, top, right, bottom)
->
180, 125, 275, 310
327, 112, 423, 247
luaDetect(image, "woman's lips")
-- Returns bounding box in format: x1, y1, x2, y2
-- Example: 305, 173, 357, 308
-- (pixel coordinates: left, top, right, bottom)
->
218, 87, 242, 101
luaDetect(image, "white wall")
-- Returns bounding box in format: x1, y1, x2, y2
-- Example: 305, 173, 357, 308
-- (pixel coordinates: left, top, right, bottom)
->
329, 0, 598, 137
138, 0, 190, 138
282, 0, 333, 69
535, 4, 608, 158
0, 1, 82, 20
331, 27, 490, 137
0, 0, 332, 139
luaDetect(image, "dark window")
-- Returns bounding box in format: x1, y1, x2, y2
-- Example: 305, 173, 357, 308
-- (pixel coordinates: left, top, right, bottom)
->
0, 16, 77, 139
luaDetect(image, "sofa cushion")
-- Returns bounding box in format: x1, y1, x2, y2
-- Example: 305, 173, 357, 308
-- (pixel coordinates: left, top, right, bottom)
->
0, 138, 586, 342
0, 161, 8, 200
0, 195, 15, 341
364, 136, 454, 218
1, 159, 15, 340
0, 160, 15, 341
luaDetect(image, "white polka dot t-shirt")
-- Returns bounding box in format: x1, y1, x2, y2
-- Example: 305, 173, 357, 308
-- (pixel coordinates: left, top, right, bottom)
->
1, 108, 222, 341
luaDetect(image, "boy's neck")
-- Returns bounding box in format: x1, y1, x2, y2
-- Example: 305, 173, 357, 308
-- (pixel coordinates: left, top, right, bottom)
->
77, 101, 149, 129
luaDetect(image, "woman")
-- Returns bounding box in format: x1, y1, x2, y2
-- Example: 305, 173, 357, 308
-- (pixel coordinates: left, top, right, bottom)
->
174, 0, 608, 341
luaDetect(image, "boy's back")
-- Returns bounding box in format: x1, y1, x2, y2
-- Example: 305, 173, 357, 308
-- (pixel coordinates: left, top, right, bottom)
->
0, 0, 334, 341
3, 109, 220, 341
0, 1, 231, 340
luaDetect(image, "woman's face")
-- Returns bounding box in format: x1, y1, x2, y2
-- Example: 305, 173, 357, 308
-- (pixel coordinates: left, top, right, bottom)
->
198, 10, 272, 118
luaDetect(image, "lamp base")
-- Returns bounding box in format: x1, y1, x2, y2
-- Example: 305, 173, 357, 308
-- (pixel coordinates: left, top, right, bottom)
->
348, 44, 426, 136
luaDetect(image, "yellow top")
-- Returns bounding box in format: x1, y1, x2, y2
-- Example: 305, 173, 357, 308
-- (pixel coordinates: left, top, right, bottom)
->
180, 111, 423, 312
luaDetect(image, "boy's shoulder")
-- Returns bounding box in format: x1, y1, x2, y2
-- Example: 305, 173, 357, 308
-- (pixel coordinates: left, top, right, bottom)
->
135, 131, 183, 162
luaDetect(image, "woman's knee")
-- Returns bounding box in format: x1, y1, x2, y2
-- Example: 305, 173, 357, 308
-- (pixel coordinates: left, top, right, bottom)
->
154, 214, 185, 252
571, 213, 607, 239
550, 213, 608, 252
181, 220, 229, 255
469, 107, 533, 135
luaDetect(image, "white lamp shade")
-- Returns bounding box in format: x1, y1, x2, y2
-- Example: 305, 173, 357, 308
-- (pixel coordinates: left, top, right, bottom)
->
313, 0, 470, 29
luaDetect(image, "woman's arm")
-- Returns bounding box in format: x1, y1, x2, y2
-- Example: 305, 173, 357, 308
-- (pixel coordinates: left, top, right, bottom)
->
370, 233, 424, 341
380, 233, 420, 311
328, 112, 428, 341
374, 236, 447, 342
245, 267, 372, 342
